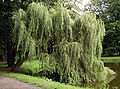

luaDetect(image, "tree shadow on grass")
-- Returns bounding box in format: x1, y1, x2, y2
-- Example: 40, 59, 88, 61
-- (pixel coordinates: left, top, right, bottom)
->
0, 62, 11, 73
0, 61, 8, 68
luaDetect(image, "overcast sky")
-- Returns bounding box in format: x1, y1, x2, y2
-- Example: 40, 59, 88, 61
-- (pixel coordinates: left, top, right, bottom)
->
79, 0, 91, 9
71, 0, 91, 14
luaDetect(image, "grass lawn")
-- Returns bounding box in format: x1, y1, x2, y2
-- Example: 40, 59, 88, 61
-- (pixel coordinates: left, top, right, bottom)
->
101, 57, 120, 60
101, 57, 120, 63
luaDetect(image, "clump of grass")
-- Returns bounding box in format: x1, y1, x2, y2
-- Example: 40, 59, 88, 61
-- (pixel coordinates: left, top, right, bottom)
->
0, 72, 86, 89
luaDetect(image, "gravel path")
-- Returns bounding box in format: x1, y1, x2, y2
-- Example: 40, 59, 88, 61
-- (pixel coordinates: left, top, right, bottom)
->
0, 75, 44, 89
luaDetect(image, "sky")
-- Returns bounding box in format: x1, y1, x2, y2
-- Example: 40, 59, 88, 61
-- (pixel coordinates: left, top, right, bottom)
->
71, 0, 91, 14
79, 0, 91, 9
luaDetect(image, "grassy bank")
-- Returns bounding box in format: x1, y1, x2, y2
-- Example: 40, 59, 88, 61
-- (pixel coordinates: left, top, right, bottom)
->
0, 62, 86, 89
1, 57, 120, 89
0, 72, 84, 89
101, 57, 120, 63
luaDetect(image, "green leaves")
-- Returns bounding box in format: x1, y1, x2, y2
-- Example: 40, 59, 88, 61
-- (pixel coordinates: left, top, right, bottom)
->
12, 2, 114, 84
52, 4, 73, 44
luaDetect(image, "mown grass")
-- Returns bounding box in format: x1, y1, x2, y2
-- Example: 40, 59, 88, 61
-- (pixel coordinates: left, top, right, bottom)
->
101, 57, 120, 60
101, 57, 120, 63
0, 72, 86, 89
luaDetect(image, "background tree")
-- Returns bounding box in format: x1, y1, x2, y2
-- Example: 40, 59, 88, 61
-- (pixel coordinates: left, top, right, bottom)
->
0, 1, 7, 61
0, 0, 20, 65
84, 0, 120, 56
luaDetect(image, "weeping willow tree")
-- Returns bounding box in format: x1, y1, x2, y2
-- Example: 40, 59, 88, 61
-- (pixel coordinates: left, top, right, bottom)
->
12, 2, 116, 84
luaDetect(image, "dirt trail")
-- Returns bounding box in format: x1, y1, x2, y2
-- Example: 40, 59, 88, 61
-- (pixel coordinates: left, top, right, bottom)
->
0, 74, 44, 89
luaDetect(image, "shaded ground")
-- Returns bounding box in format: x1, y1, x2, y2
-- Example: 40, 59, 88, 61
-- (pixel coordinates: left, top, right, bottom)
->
0, 74, 44, 89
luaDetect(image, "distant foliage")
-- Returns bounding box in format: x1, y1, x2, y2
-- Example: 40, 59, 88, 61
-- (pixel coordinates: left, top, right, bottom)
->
12, 2, 115, 84
84, 0, 120, 56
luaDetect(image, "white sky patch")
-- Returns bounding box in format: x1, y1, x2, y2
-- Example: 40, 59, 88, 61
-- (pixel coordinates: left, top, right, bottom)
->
79, 0, 91, 9
72, 0, 91, 14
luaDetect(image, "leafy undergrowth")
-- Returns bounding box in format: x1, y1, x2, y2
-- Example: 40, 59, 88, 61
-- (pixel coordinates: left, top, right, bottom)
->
0, 72, 85, 89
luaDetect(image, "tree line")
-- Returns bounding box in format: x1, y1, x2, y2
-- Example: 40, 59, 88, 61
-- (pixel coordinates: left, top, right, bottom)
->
85, 0, 120, 56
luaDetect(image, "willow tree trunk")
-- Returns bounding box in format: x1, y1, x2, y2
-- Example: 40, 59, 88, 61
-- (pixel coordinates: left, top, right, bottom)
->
12, 52, 28, 72
12, 58, 26, 72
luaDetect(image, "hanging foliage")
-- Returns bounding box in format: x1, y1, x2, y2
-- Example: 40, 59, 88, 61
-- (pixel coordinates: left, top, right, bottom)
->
70, 13, 116, 83
12, 2, 116, 84
27, 2, 52, 54
12, 2, 52, 59
52, 5, 73, 44
52, 13, 115, 84
12, 9, 35, 59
